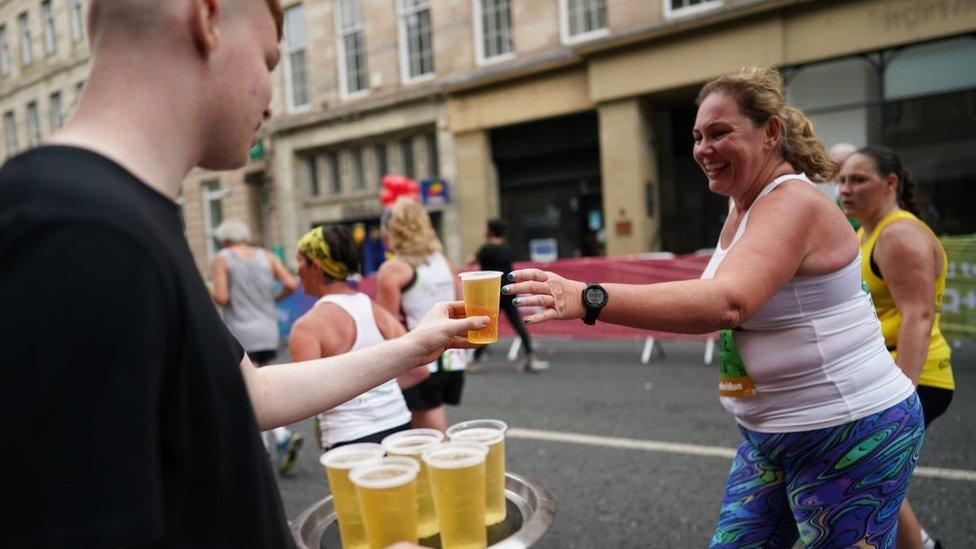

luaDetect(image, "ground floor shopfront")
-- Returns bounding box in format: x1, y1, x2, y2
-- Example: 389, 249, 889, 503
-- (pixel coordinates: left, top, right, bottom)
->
447, 0, 976, 260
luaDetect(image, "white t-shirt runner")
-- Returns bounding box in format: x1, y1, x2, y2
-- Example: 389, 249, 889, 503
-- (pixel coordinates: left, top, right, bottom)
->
400, 252, 468, 373
314, 293, 411, 448
700, 173, 914, 433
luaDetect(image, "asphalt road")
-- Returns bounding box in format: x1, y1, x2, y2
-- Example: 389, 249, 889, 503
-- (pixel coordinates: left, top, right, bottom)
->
273, 338, 976, 548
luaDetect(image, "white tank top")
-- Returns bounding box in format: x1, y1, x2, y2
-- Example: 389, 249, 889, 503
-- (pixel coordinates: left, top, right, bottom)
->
314, 293, 411, 448
399, 252, 467, 373
701, 173, 915, 433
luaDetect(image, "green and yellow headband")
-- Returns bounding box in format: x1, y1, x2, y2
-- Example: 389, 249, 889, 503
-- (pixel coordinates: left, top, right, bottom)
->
297, 226, 349, 281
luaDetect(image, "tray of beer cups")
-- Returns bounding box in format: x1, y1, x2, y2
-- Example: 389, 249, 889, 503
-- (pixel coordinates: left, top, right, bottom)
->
291, 421, 555, 549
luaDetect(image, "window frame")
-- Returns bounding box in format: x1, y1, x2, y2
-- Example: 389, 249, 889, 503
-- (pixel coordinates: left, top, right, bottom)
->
282, 4, 311, 113
202, 181, 228, 261
26, 101, 41, 146
327, 151, 342, 195
558, 0, 609, 46
0, 24, 11, 77
49, 91, 63, 131
41, 0, 56, 56
18, 11, 33, 65
662, 0, 723, 20
396, 0, 435, 85
3, 110, 18, 157
335, 0, 370, 101
473, 0, 515, 66
69, 0, 85, 42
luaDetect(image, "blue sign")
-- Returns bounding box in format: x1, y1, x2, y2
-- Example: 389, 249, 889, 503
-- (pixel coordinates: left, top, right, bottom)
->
421, 178, 451, 205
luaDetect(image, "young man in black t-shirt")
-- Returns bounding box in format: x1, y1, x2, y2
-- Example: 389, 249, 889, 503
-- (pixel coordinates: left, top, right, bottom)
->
0, 2, 486, 547
472, 218, 550, 372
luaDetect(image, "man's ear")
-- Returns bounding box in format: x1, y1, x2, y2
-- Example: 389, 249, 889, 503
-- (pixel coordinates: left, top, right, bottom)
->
190, 0, 220, 57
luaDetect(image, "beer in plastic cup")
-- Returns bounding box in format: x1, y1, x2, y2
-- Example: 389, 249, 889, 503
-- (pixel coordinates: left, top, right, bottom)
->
446, 419, 508, 525
460, 271, 503, 344
320, 443, 386, 549
381, 428, 445, 539
422, 442, 489, 549
349, 456, 420, 549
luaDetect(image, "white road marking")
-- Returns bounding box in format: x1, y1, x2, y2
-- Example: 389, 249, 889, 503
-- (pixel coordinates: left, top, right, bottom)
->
507, 427, 976, 482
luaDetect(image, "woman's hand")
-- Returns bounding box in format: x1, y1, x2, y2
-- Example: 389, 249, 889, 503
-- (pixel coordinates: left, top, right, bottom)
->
405, 301, 488, 365
503, 269, 587, 324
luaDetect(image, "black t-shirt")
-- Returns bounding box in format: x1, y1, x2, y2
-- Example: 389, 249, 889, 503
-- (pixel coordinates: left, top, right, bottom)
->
0, 147, 295, 548
475, 242, 514, 275
476, 242, 515, 303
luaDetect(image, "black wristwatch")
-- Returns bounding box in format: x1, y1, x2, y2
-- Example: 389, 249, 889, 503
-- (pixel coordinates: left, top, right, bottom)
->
582, 283, 608, 325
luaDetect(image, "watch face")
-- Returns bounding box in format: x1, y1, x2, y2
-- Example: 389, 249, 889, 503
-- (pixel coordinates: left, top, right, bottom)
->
585, 287, 606, 307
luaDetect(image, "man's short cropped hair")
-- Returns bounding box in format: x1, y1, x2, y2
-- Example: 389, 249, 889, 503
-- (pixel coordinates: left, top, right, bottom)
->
486, 218, 508, 238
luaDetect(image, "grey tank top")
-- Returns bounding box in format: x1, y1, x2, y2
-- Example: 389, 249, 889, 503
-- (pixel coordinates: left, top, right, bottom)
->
218, 248, 280, 353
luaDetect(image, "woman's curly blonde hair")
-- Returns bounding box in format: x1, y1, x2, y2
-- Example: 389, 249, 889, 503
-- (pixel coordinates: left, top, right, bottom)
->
382, 198, 443, 267
697, 67, 837, 182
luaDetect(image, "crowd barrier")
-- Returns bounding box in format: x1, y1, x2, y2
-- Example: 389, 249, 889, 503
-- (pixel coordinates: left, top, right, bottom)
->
275, 239, 975, 363
331, 252, 717, 365
941, 235, 976, 341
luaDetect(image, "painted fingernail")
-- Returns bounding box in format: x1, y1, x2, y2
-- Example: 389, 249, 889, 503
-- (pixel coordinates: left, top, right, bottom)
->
507, 273, 515, 282
501, 285, 510, 294
511, 298, 520, 306
524, 318, 532, 324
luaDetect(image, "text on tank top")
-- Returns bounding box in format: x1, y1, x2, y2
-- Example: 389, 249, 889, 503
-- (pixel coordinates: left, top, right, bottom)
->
700, 173, 915, 432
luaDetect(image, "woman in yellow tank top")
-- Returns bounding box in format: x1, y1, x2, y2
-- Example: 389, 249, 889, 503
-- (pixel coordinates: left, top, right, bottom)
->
839, 145, 953, 549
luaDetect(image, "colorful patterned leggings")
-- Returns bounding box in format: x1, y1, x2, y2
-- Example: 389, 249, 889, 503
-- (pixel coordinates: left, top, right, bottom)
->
710, 394, 924, 548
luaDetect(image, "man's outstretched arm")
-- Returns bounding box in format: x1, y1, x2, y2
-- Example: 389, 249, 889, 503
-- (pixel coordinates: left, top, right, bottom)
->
240, 302, 487, 430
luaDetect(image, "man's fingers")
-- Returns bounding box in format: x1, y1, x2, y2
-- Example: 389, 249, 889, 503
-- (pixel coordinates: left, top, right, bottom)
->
448, 336, 481, 349
443, 300, 468, 319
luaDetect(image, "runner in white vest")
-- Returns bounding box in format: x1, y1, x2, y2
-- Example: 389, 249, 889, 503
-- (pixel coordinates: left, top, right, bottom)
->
377, 198, 467, 432
289, 225, 417, 450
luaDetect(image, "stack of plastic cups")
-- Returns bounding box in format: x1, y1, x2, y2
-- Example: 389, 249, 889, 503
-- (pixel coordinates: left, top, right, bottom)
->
381, 428, 445, 540
320, 444, 386, 549
349, 456, 420, 548
422, 441, 490, 549
447, 419, 508, 526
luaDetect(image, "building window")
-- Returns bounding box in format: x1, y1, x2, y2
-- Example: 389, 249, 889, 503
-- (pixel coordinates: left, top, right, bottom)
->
400, 137, 414, 179
327, 152, 342, 195
69, 0, 85, 42
283, 4, 309, 111
3, 111, 18, 156
41, 1, 56, 56
335, 0, 368, 98
18, 12, 33, 65
202, 181, 227, 259
559, 0, 607, 44
26, 102, 41, 146
474, 0, 513, 65
397, 0, 434, 83
351, 147, 365, 190
425, 132, 439, 178
49, 91, 63, 130
0, 25, 11, 77
663, 0, 722, 19
306, 156, 320, 196
375, 143, 388, 178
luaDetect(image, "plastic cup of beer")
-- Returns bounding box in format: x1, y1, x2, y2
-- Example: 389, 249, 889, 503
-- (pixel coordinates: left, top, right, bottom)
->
446, 419, 508, 525
381, 428, 445, 539
422, 441, 489, 549
460, 271, 503, 344
349, 456, 420, 549
320, 443, 386, 549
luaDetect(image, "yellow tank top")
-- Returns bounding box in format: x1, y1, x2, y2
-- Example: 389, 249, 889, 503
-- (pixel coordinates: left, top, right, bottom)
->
857, 210, 954, 390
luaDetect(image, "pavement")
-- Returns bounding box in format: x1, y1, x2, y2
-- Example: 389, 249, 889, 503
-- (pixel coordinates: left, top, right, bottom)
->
272, 338, 976, 548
